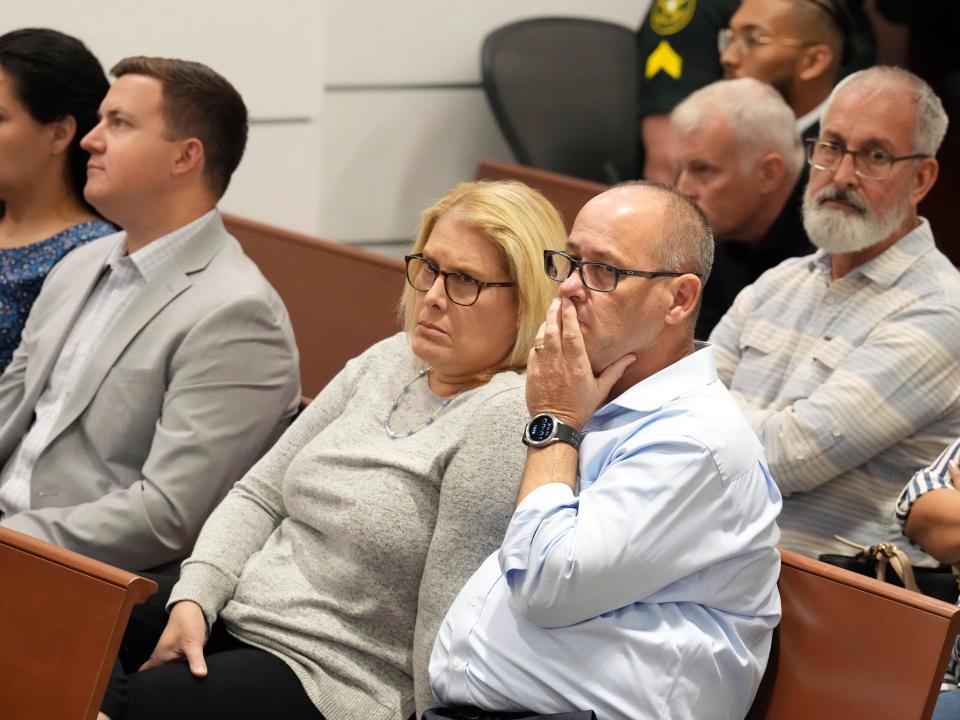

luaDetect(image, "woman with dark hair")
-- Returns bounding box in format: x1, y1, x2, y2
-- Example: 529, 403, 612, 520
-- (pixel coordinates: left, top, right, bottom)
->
0, 28, 117, 372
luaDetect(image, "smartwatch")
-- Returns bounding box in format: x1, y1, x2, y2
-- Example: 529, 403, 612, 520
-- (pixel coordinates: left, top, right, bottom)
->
522, 413, 582, 451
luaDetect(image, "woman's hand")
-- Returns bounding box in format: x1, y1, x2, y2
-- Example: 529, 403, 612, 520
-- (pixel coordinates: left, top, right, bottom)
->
139, 600, 209, 677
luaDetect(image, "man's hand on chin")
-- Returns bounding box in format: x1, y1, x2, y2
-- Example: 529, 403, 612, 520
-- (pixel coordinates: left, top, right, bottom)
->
526, 297, 634, 429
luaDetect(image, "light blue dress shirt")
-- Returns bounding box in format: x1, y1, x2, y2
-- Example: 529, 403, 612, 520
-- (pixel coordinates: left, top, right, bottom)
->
430, 344, 782, 720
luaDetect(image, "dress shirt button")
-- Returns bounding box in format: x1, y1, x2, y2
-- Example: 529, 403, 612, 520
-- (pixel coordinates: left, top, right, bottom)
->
796, 453, 805, 461
832, 428, 843, 438
469, 596, 481, 608
453, 656, 467, 671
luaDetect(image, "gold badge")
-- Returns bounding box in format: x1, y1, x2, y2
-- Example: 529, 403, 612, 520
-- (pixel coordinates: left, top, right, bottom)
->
649, 0, 696, 36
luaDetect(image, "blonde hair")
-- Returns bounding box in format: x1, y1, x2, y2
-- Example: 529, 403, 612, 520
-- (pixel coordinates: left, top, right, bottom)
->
400, 180, 566, 376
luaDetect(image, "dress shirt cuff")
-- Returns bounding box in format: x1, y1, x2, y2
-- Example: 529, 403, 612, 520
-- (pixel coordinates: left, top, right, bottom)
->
499, 482, 576, 576
166, 560, 238, 631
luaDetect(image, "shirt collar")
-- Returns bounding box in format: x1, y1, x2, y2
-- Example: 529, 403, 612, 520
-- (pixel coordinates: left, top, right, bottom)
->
107, 209, 217, 282
796, 99, 827, 136
808, 218, 934, 289
592, 342, 717, 417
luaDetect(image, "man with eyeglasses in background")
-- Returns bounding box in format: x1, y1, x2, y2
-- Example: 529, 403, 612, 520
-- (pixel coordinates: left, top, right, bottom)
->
719, 0, 855, 139
710, 66, 960, 563
426, 182, 782, 720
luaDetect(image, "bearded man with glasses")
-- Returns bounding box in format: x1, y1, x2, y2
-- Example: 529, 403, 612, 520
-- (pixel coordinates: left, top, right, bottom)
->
709, 66, 960, 565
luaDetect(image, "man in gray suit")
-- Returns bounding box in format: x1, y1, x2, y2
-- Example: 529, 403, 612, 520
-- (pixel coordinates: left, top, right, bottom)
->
0, 57, 300, 571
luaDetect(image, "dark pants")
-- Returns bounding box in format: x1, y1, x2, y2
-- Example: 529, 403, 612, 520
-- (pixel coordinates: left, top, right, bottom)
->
103, 573, 324, 720
422, 707, 596, 720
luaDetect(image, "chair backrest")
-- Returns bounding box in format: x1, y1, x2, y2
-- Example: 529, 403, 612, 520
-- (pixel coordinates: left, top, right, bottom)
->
223, 214, 405, 398
747, 549, 960, 720
475, 159, 607, 233
481, 17, 638, 184
0, 527, 157, 720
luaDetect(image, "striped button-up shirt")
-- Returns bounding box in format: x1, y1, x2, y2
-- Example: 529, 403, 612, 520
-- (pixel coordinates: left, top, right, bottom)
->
896, 438, 960, 688
710, 219, 960, 562
0, 211, 215, 517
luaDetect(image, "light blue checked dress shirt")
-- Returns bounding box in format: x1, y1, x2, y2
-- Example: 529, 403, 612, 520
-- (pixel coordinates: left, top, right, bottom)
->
430, 344, 782, 720
0, 211, 216, 517
710, 219, 960, 562
896, 438, 960, 689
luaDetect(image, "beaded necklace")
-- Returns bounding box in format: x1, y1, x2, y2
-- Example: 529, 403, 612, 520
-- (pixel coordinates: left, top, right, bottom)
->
383, 367, 461, 438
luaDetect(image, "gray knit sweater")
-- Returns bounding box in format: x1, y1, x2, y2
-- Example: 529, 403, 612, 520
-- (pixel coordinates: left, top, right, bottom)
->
168, 333, 529, 720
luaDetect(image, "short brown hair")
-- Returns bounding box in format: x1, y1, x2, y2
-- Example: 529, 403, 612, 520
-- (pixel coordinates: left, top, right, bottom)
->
111, 56, 247, 198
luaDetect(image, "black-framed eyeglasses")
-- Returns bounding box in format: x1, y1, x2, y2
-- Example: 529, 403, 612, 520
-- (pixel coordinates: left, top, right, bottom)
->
404, 254, 515, 307
805, 138, 929, 181
543, 250, 687, 293
717, 27, 810, 55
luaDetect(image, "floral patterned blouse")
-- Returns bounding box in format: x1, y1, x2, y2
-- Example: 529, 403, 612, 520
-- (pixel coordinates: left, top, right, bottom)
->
0, 219, 117, 373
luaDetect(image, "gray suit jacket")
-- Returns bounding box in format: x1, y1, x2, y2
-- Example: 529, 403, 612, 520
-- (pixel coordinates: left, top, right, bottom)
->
0, 213, 300, 570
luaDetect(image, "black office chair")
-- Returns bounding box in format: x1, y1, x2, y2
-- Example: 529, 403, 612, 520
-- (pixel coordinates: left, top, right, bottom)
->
481, 17, 638, 185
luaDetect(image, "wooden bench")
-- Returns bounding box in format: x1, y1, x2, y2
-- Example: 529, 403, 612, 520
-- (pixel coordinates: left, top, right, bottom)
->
747, 549, 960, 720
223, 214, 405, 398
475, 159, 607, 233
0, 526, 157, 720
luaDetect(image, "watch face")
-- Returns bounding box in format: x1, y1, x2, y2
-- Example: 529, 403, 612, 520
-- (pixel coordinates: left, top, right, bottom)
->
528, 414, 556, 442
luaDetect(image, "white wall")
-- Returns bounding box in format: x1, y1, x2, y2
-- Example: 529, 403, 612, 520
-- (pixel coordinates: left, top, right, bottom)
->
2, 1, 649, 254
323, 1, 647, 252
2, 0, 326, 236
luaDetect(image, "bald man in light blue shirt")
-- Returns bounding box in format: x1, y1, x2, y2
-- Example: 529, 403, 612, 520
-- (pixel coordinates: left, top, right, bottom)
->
428, 182, 781, 720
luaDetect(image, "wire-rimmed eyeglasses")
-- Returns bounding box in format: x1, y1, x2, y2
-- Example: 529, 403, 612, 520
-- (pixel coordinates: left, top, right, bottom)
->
543, 250, 688, 293
717, 27, 810, 55
404, 254, 515, 307
805, 138, 929, 181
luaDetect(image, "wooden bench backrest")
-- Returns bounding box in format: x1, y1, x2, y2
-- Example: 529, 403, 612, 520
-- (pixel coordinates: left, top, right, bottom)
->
223, 214, 405, 398
475, 159, 607, 233
747, 549, 960, 720
0, 527, 157, 720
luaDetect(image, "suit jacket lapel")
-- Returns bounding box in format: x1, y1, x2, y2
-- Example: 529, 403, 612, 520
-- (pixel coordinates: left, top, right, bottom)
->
44, 215, 229, 445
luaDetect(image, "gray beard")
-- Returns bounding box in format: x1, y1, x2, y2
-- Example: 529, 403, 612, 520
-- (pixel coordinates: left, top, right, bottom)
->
802, 185, 909, 254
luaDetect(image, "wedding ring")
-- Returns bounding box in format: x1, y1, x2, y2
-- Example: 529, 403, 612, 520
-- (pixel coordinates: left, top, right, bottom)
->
533, 344, 545, 352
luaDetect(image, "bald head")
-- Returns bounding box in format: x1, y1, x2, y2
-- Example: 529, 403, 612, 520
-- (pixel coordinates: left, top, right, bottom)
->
583, 181, 714, 284
563, 182, 712, 384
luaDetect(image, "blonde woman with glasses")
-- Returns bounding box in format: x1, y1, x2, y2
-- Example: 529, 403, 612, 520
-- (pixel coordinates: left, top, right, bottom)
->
100, 180, 565, 720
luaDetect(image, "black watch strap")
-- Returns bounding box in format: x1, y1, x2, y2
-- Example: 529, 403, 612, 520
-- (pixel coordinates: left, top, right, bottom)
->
552, 421, 582, 451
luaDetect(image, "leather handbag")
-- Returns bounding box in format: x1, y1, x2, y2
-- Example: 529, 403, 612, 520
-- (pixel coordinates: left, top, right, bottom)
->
818, 535, 960, 604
